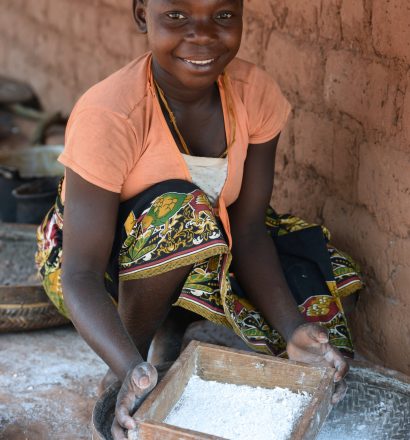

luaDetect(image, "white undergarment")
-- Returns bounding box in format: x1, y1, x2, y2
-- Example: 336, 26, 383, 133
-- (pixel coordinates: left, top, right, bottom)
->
182, 154, 228, 207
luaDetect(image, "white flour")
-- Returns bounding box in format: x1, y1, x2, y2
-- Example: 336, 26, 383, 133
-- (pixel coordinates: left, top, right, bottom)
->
164, 375, 311, 440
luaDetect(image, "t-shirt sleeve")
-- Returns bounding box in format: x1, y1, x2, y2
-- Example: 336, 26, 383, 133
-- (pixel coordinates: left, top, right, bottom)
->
247, 66, 292, 144
58, 107, 138, 193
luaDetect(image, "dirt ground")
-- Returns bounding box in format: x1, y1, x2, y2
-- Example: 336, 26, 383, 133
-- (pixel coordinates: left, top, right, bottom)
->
0, 320, 251, 440
0, 325, 106, 440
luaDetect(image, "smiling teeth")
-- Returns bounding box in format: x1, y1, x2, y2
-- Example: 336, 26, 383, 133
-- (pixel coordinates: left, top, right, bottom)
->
184, 59, 214, 65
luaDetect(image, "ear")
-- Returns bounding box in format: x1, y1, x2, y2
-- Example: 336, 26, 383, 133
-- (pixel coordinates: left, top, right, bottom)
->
133, 0, 148, 33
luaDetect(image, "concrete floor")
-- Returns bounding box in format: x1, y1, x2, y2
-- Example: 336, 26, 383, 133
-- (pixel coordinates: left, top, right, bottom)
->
0, 325, 106, 440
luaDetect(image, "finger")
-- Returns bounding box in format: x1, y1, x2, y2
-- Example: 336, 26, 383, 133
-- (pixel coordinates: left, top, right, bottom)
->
306, 324, 329, 344
331, 379, 347, 404
111, 417, 128, 440
323, 348, 349, 382
131, 363, 158, 391
138, 374, 150, 388
116, 403, 137, 431
287, 342, 323, 364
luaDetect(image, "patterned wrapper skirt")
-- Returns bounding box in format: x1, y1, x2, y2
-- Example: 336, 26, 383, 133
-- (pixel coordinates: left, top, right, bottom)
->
36, 179, 363, 357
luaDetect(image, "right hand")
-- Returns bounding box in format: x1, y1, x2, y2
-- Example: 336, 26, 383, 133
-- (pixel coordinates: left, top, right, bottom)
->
111, 362, 158, 440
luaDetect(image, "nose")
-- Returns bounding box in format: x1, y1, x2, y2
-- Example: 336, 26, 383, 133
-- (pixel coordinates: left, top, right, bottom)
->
185, 19, 217, 45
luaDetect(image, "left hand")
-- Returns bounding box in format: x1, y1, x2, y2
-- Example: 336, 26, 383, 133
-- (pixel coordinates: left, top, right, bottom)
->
286, 323, 349, 404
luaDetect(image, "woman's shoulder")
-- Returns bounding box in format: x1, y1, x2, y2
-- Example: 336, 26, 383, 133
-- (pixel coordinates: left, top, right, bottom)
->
72, 52, 152, 119
227, 58, 291, 144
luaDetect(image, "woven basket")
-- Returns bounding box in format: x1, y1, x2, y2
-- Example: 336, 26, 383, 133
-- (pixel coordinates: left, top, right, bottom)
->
0, 284, 69, 332
0, 222, 69, 332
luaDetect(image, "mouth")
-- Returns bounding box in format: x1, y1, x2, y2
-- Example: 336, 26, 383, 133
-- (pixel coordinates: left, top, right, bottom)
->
183, 58, 215, 65
179, 57, 218, 68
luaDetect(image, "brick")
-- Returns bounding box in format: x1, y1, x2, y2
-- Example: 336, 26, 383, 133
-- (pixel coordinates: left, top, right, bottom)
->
0, 38, 9, 70
0, 7, 14, 40
45, 75, 77, 115
362, 291, 410, 373
358, 140, 410, 237
97, 50, 127, 80
319, 0, 342, 41
100, 0, 130, 12
3, 11, 41, 46
275, 115, 294, 175
5, 45, 30, 81
98, 7, 134, 58
324, 51, 399, 131
244, 0, 275, 23
386, 238, 410, 304
33, 29, 60, 70
25, 0, 49, 23
47, 0, 74, 35
237, 13, 266, 65
294, 111, 334, 180
387, 263, 410, 308
264, 33, 324, 105
72, 3, 99, 43
403, 73, 410, 144
74, 47, 104, 93
341, 0, 366, 43
246, 0, 321, 40
294, 111, 357, 194
332, 124, 358, 189
372, 0, 410, 64
279, 0, 321, 40
322, 198, 391, 283
272, 162, 329, 223
53, 38, 78, 85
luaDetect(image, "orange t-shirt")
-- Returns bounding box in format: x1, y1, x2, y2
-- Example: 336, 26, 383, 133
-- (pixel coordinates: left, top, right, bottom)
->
59, 52, 291, 246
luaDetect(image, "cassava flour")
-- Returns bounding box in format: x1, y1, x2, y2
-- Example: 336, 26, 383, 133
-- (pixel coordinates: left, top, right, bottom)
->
164, 375, 311, 440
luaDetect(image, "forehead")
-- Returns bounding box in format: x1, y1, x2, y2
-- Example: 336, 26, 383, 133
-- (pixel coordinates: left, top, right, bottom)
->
146, 0, 242, 7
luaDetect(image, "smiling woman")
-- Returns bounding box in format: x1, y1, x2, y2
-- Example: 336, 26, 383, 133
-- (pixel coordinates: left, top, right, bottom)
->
35, 0, 363, 438
134, 0, 243, 91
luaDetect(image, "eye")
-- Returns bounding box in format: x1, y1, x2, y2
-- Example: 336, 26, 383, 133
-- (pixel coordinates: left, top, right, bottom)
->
216, 11, 233, 19
166, 12, 186, 20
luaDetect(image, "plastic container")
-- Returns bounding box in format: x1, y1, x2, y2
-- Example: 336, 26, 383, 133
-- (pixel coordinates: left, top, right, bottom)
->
0, 166, 33, 222
12, 177, 59, 224
0, 145, 63, 222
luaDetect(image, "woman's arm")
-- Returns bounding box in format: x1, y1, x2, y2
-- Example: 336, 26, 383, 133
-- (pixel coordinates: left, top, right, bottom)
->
63, 169, 159, 439
61, 168, 143, 380
228, 135, 348, 401
228, 135, 305, 340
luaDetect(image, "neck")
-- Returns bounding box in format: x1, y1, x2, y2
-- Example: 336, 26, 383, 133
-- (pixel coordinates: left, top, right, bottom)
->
151, 58, 219, 106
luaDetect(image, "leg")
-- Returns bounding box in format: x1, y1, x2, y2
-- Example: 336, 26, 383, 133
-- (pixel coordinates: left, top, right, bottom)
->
118, 265, 193, 360
98, 265, 192, 395
148, 307, 201, 365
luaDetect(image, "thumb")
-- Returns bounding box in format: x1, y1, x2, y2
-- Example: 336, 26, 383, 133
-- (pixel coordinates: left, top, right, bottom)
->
307, 324, 329, 344
132, 363, 158, 390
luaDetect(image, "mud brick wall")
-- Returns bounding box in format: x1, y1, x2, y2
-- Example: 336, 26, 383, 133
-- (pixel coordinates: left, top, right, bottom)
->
1, 0, 409, 374
0, 0, 148, 114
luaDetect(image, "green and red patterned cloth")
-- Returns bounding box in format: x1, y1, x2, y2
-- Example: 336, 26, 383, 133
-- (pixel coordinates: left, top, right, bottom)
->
36, 180, 363, 357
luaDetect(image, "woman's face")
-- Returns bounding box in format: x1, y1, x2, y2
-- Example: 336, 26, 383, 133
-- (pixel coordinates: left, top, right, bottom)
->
136, 0, 243, 90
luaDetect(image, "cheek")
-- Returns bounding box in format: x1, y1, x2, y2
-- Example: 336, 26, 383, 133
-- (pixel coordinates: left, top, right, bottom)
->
221, 25, 243, 48
147, 33, 175, 56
